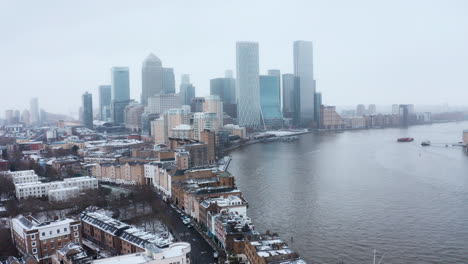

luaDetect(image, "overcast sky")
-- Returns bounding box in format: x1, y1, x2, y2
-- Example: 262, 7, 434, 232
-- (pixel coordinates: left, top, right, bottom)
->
1, 0, 467, 116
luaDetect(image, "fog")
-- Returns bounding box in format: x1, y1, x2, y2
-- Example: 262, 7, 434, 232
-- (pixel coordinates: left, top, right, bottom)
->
1, 0, 467, 116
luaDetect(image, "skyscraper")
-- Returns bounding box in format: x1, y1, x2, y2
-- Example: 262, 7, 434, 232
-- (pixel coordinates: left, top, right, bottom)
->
30, 97, 40, 126
82, 92, 93, 129
111, 67, 130, 102
141, 54, 163, 105
368, 104, 377, 115
293, 40, 316, 127
267, 69, 281, 108
99, 85, 112, 121
259, 75, 283, 128
162, 68, 175, 94
282, 74, 301, 126
236, 41, 261, 128
210, 78, 236, 105
180, 74, 196, 105
314, 92, 322, 126
356, 104, 366, 116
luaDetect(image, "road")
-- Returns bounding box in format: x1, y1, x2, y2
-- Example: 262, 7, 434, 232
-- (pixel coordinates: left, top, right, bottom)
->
151, 194, 219, 264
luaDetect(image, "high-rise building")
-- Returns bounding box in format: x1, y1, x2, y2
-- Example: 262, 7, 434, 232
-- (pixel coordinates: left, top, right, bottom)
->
146, 94, 182, 115
111, 67, 130, 102
282, 74, 301, 126
30, 97, 40, 126
294, 40, 316, 127
399, 104, 410, 127
141, 54, 163, 105
210, 78, 236, 105
356, 104, 366, 116
314, 92, 322, 126
191, 97, 205, 113
368, 104, 377, 115
180, 74, 196, 105
267, 69, 281, 108
236, 41, 261, 128
99, 85, 112, 121
82, 92, 93, 129
166, 106, 191, 132
193, 112, 218, 140
203, 95, 224, 129
112, 100, 134, 124
21, 110, 30, 126
151, 117, 169, 145
259, 75, 283, 128
392, 104, 399, 115
162, 68, 175, 94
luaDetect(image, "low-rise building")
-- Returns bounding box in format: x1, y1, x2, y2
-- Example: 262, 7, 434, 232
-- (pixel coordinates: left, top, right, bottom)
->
15, 176, 98, 200
91, 162, 146, 185
10, 214, 82, 264
244, 235, 306, 264
51, 242, 91, 264
0, 170, 39, 184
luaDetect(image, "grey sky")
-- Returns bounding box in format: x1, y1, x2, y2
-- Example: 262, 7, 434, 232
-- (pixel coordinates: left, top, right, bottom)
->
1, 0, 467, 116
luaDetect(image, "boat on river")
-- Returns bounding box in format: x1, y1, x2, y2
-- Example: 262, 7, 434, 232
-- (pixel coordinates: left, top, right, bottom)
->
397, 137, 414, 142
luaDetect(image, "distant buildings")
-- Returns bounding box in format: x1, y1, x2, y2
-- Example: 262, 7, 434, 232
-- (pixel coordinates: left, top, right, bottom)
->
10, 214, 82, 264
162, 68, 175, 94
368, 104, 377, 115
179, 74, 196, 105
124, 103, 145, 132
203, 95, 224, 129
99, 85, 112, 121
294, 40, 316, 127
30, 97, 40, 126
236, 42, 262, 128
356, 104, 366, 116
147, 94, 182, 115
259, 75, 283, 128
267, 69, 281, 105
92, 162, 147, 185
82, 92, 93, 129
141, 53, 163, 105
190, 97, 205, 113
320, 105, 345, 130
111, 67, 131, 124
282, 74, 301, 127
210, 74, 236, 119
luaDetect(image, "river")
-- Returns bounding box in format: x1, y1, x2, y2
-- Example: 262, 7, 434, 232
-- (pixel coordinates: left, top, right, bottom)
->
228, 122, 468, 264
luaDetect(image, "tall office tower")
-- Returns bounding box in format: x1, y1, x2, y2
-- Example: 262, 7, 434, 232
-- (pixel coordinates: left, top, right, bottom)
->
162, 68, 175, 94
191, 97, 205, 113
179, 74, 196, 105
193, 112, 218, 140
399, 104, 410, 127
282, 74, 301, 126
225, 70, 233, 78
111, 67, 130, 124
259, 75, 283, 128
314, 92, 322, 126
30, 97, 40, 125
294, 40, 316, 127
21, 110, 30, 126
203, 95, 224, 129
82, 92, 93, 129
392, 104, 399, 115
141, 53, 163, 105
267, 69, 281, 108
146, 94, 182, 115
210, 76, 236, 119
99, 85, 112, 121
236, 41, 261, 128
368, 104, 377, 115
356, 104, 366, 116
111, 67, 130, 102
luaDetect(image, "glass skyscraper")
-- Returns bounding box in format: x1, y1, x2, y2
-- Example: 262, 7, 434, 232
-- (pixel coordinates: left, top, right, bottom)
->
111, 67, 130, 102
141, 53, 163, 105
180, 74, 196, 105
82, 92, 93, 129
282, 74, 301, 127
162, 68, 175, 94
99, 85, 111, 121
236, 42, 262, 128
259, 75, 283, 128
294, 40, 316, 127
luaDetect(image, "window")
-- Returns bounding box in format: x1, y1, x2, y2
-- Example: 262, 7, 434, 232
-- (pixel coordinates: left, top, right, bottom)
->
49, 231, 52, 235
74, 226, 78, 231
41, 232, 45, 236
58, 242, 61, 247
74, 232, 79, 237
31, 234, 35, 239
64, 235, 68, 239
31, 241, 36, 247
43, 246, 47, 250
32, 248, 37, 254
64, 227, 67, 232
75, 238, 79, 243
57, 229, 60, 234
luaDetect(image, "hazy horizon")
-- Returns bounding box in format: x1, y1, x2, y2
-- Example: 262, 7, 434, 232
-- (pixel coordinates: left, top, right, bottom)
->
1, 0, 467, 116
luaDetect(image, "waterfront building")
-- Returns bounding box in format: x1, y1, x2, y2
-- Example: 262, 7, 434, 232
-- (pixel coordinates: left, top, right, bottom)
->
82, 92, 93, 129
282, 74, 301, 127
236, 41, 262, 128
320, 105, 345, 130
399, 104, 410, 127
259, 75, 283, 129
356, 104, 366, 116
14, 176, 98, 200
162, 68, 175, 94
314, 92, 322, 126
223, 124, 246, 139
11, 214, 82, 264
244, 234, 305, 264
99, 85, 112, 121
180, 74, 196, 105
203, 95, 224, 129
294, 40, 316, 127
392, 104, 399, 115
111, 67, 130, 102
146, 94, 182, 115
30, 97, 40, 126
463, 130, 468, 144
141, 53, 163, 105
124, 104, 145, 132
267, 69, 281, 106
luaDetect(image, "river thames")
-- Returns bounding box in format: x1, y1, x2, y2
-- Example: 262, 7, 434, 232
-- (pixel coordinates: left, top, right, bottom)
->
228, 122, 468, 263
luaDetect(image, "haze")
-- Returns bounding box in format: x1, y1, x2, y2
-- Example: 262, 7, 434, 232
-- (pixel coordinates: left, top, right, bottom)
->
1, 0, 467, 116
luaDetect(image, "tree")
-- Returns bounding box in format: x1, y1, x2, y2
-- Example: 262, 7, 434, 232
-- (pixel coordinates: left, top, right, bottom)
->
71, 145, 79, 156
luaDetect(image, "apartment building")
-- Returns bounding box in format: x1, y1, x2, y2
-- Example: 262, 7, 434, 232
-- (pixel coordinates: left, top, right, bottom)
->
15, 176, 98, 200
